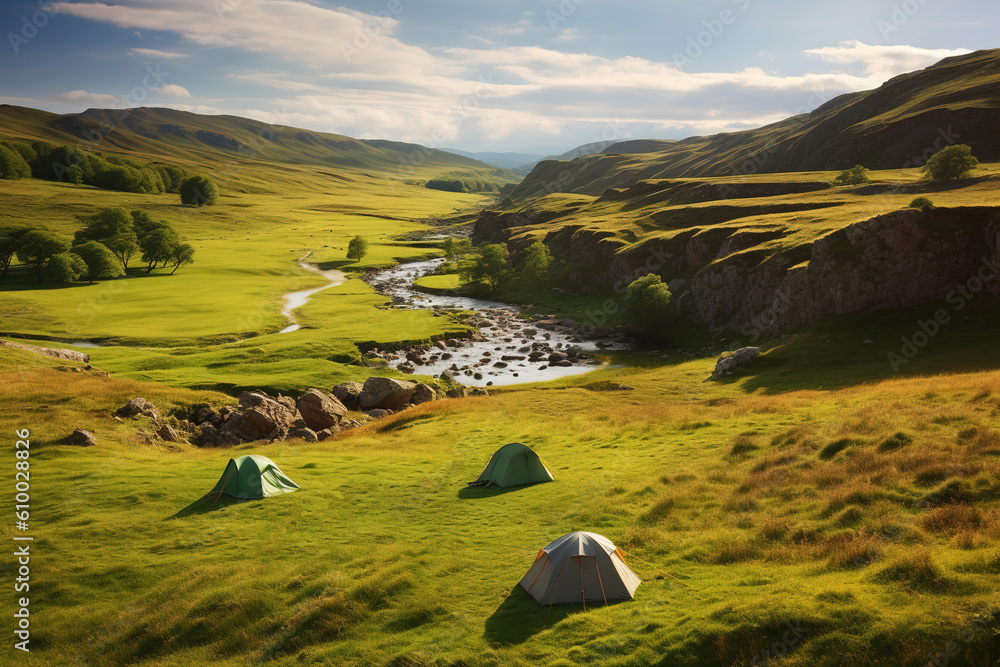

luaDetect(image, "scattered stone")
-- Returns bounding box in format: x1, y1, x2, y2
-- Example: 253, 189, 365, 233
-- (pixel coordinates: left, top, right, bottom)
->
288, 427, 319, 442
316, 425, 341, 441
69, 429, 97, 447
366, 408, 394, 419
434, 340, 448, 350
157, 424, 181, 442
116, 397, 159, 421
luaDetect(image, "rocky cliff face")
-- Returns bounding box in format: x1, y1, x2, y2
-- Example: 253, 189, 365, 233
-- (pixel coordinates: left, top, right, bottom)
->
679, 207, 1000, 337
474, 206, 1000, 337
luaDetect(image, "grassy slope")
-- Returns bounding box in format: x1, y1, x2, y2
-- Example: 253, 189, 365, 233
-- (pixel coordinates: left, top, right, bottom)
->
2, 332, 999, 666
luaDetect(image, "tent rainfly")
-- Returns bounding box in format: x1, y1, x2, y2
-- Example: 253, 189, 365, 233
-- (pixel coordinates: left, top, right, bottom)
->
212, 455, 300, 500
519, 531, 641, 607
468, 442, 553, 488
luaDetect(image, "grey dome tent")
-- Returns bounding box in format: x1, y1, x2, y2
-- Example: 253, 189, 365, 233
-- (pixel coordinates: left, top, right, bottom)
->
468, 442, 553, 488
212, 455, 300, 500
519, 532, 640, 608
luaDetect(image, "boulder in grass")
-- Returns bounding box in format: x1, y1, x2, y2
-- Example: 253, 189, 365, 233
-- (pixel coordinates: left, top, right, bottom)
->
69, 429, 97, 447
712, 347, 761, 377
358, 377, 416, 410
219, 392, 299, 442
116, 397, 159, 421
332, 382, 364, 410
157, 424, 181, 442
366, 408, 394, 419
316, 425, 341, 441
288, 427, 319, 442
297, 388, 348, 431
411, 384, 438, 405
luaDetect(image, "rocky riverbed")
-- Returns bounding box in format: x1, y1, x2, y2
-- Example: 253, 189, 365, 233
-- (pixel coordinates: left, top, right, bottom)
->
363, 259, 635, 386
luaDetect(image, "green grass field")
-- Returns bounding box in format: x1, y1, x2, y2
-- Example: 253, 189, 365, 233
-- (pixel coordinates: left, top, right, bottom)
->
3, 144, 1000, 666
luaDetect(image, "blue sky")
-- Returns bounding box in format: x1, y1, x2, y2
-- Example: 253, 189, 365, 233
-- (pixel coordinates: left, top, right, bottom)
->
0, 0, 995, 154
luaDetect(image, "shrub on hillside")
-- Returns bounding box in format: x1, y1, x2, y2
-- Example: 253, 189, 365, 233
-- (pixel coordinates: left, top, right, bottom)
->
909, 196, 935, 211
624, 273, 672, 337
923, 144, 978, 180
834, 165, 870, 186
179, 175, 218, 206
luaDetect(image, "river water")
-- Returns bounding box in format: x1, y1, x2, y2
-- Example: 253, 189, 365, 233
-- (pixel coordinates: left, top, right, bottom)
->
364, 259, 622, 387
279, 254, 347, 334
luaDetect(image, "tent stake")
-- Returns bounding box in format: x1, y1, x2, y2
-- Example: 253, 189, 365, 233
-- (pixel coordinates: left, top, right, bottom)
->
213, 464, 236, 506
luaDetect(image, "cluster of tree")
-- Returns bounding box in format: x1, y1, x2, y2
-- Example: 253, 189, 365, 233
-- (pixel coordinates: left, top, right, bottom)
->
456, 241, 556, 291
0, 207, 194, 284
0, 138, 218, 205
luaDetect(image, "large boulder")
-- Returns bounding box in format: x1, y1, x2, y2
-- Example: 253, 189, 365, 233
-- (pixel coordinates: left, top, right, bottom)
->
713, 347, 761, 377
297, 388, 348, 431
69, 429, 97, 447
220, 392, 299, 442
288, 427, 319, 442
410, 384, 438, 405
358, 377, 416, 410
116, 398, 159, 421
332, 382, 364, 410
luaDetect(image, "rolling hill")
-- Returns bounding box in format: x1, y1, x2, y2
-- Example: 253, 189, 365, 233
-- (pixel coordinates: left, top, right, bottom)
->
0, 104, 508, 181
509, 49, 1000, 200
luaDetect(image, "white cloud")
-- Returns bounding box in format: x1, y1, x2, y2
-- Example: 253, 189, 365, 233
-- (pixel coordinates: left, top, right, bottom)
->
487, 19, 533, 36
54, 90, 119, 106
554, 28, 582, 42
805, 40, 971, 78
156, 84, 192, 97
129, 47, 190, 59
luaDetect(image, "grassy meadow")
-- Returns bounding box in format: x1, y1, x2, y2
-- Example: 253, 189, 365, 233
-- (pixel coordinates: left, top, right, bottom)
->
2, 147, 1000, 666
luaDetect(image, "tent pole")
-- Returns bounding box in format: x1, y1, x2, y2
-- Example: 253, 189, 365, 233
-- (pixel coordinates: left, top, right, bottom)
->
594, 558, 609, 607
545, 562, 566, 625
213, 464, 236, 506
579, 556, 586, 611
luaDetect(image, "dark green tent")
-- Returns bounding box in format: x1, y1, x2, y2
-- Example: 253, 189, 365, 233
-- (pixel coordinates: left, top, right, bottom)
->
212, 455, 300, 500
469, 443, 553, 488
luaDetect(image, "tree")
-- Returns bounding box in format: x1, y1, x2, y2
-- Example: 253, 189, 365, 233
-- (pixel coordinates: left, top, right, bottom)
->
923, 144, 978, 180
16, 229, 70, 282
75, 207, 139, 269
44, 252, 88, 283
909, 196, 935, 211
0, 225, 31, 280
443, 237, 455, 260
72, 241, 125, 283
520, 241, 553, 284
0, 144, 31, 180
168, 243, 195, 275
347, 235, 369, 262
460, 243, 510, 289
624, 273, 672, 336
834, 165, 870, 186
180, 175, 219, 206
139, 225, 180, 273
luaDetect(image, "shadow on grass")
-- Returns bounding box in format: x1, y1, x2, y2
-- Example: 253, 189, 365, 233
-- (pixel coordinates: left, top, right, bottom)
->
484, 587, 569, 646
168, 492, 245, 518
458, 481, 550, 499
314, 259, 361, 271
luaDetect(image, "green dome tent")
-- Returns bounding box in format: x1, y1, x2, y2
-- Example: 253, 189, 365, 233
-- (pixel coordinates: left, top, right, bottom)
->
212, 455, 300, 500
469, 443, 553, 488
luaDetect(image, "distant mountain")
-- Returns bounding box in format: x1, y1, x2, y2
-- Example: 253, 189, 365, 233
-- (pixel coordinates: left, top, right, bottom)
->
0, 105, 492, 176
440, 148, 547, 169
510, 49, 1000, 200
510, 140, 620, 176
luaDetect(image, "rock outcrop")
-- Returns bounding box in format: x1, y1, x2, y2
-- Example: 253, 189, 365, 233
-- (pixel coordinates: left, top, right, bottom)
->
69, 429, 97, 446
0, 339, 91, 364
358, 377, 416, 410
219, 392, 300, 442
116, 398, 160, 421
332, 382, 364, 410
296, 388, 348, 431
712, 347, 761, 377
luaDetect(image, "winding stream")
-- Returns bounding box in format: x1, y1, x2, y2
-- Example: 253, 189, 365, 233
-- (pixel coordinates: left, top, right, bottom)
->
279, 254, 347, 334
364, 258, 627, 387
